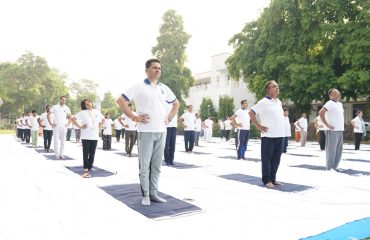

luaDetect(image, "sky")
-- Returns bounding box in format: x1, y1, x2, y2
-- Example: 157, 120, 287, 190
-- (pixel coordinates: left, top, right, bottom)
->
0, 0, 270, 98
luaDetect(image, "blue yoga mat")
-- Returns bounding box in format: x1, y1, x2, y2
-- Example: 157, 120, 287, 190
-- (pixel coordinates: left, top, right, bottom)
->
100, 183, 202, 219
219, 173, 314, 192
291, 164, 370, 176
162, 162, 201, 169
66, 166, 116, 177
300, 217, 370, 240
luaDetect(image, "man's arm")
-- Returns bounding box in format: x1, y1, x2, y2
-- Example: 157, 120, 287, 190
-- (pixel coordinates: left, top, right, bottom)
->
230, 114, 242, 128
47, 111, 55, 127
319, 108, 334, 130
116, 96, 148, 123
248, 111, 268, 133
166, 100, 180, 124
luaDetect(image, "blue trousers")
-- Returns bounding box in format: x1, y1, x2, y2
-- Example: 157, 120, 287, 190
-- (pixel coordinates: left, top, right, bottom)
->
164, 127, 177, 164
282, 137, 289, 153
237, 130, 249, 159
184, 130, 195, 152
261, 137, 283, 185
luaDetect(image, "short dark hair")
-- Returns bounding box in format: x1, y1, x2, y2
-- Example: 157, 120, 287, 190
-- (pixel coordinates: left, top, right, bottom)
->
32, 110, 36, 113
356, 110, 363, 115
283, 108, 288, 112
145, 59, 160, 69
241, 100, 247, 105
105, 113, 109, 117
264, 80, 276, 94
187, 105, 193, 108
45, 105, 50, 109
80, 99, 91, 110
60, 96, 66, 99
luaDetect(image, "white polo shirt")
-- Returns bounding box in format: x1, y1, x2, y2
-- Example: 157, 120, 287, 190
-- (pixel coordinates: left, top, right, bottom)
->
234, 108, 250, 130
165, 102, 177, 128
180, 111, 196, 131
204, 119, 213, 129
323, 100, 344, 131
114, 119, 123, 130
284, 116, 291, 137
352, 116, 365, 133
75, 109, 104, 140
224, 119, 232, 130
102, 118, 113, 135
297, 117, 308, 131
251, 96, 285, 138
194, 118, 202, 132
51, 104, 71, 127
40, 113, 53, 130
29, 115, 40, 131
122, 79, 176, 133
121, 112, 138, 131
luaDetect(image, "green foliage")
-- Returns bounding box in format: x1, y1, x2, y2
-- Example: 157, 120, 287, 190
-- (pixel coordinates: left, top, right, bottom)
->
218, 95, 235, 120
227, 0, 370, 112
101, 91, 120, 118
199, 98, 217, 121
152, 9, 194, 107
0, 52, 68, 116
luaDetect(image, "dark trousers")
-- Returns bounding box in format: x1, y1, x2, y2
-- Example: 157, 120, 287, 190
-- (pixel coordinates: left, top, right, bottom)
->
125, 130, 137, 154
18, 129, 23, 140
224, 130, 231, 141
220, 129, 225, 139
115, 129, 122, 142
75, 129, 81, 143
235, 130, 239, 149
237, 130, 250, 159
24, 129, 31, 143
102, 134, 112, 150
319, 130, 326, 150
164, 127, 177, 164
354, 132, 362, 150
66, 128, 72, 141
282, 137, 289, 153
43, 129, 53, 150
261, 137, 283, 185
184, 130, 195, 152
82, 140, 98, 170
194, 131, 201, 146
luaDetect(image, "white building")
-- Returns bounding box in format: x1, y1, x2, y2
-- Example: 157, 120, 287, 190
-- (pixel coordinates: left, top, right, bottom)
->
184, 53, 256, 114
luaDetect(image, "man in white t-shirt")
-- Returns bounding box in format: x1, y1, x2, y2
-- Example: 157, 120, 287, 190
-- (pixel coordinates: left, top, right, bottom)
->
116, 59, 179, 206
23, 112, 31, 144
224, 116, 232, 141
39, 105, 53, 152
113, 116, 123, 142
296, 113, 308, 147
351, 110, 366, 150
249, 80, 285, 188
28, 110, 41, 147
203, 116, 213, 142
179, 105, 196, 152
48, 96, 71, 159
102, 113, 114, 150
319, 88, 344, 171
194, 113, 202, 146
231, 100, 250, 160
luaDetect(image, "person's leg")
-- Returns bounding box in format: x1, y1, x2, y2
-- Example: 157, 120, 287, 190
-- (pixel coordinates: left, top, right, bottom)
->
34, 130, 38, 146
189, 131, 195, 151
137, 133, 154, 198
319, 131, 326, 150
59, 127, 66, 157
102, 135, 107, 149
149, 132, 166, 199
235, 130, 239, 149
243, 130, 250, 158
325, 131, 336, 170
194, 131, 199, 146
121, 129, 125, 141
81, 140, 89, 169
236, 130, 242, 159
271, 138, 283, 183
88, 140, 98, 170
125, 131, 130, 154
108, 135, 111, 149
354, 132, 361, 150
282, 137, 288, 153
129, 131, 135, 155
169, 128, 176, 164
334, 132, 343, 169
26, 129, 31, 143
261, 137, 274, 185
184, 131, 189, 152
300, 130, 305, 146
43, 129, 48, 150
164, 128, 171, 164
75, 129, 80, 143
31, 130, 36, 146
116, 129, 121, 142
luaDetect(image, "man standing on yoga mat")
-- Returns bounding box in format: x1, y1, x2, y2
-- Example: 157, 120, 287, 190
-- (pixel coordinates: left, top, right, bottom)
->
319, 88, 344, 171
249, 80, 285, 188
117, 58, 179, 206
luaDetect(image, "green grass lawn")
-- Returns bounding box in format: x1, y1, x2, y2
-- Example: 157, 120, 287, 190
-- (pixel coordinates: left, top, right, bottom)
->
0, 129, 15, 135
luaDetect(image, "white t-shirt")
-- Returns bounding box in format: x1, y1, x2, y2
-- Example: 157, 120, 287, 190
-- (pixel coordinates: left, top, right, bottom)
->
75, 109, 104, 140
114, 119, 123, 130
194, 118, 202, 132
352, 116, 365, 133
284, 116, 291, 137
251, 97, 285, 138
165, 102, 177, 128
224, 119, 232, 130
40, 112, 53, 130
234, 108, 250, 130
219, 121, 225, 130
29, 115, 40, 131
297, 117, 308, 131
180, 111, 196, 131
322, 100, 344, 131
315, 116, 328, 131
204, 119, 213, 129
102, 118, 113, 135
122, 112, 138, 131
122, 79, 176, 133
51, 104, 71, 127
24, 116, 30, 129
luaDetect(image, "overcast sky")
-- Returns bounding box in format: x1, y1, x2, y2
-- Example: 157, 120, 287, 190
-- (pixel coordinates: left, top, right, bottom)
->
0, 0, 270, 97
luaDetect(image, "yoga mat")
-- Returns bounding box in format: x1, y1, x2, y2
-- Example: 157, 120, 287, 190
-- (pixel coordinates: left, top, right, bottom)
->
287, 153, 317, 157
114, 152, 139, 157
162, 162, 201, 169
343, 158, 370, 163
100, 183, 202, 219
217, 156, 260, 162
66, 166, 116, 177
219, 173, 313, 192
179, 151, 212, 155
300, 217, 370, 240
43, 154, 75, 160
291, 164, 370, 176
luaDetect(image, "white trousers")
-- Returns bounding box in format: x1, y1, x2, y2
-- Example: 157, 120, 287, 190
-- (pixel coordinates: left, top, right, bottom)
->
53, 127, 66, 157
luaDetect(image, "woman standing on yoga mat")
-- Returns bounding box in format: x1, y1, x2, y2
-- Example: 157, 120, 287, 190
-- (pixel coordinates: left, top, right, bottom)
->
71, 99, 105, 178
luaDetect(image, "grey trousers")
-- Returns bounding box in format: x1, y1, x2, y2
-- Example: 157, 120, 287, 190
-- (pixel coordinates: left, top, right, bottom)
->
324, 131, 343, 170
300, 130, 307, 146
137, 132, 166, 197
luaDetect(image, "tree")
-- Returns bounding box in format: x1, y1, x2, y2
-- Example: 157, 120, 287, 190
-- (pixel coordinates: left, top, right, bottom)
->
218, 96, 235, 120
152, 9, 194, 115
199, 97, 217, 121
101, 91, 120, 118
227, 0, 370, 113
68, 79, 99, 114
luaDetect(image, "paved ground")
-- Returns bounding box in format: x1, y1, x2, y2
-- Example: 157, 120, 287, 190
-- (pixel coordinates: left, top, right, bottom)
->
0, 134, 369, 240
